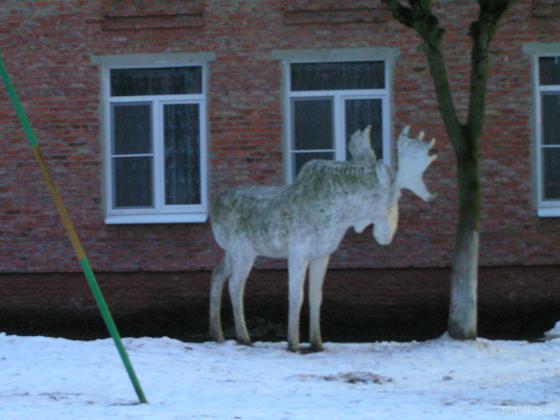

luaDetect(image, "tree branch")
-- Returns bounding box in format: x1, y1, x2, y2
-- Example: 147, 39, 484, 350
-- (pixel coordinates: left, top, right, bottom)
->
383, 0, 411, 26
382, 0, 465, 154
423, 44, 466, 155
383, 0, 444, 45
479, 0, 515, 25
465, 0, 516, 148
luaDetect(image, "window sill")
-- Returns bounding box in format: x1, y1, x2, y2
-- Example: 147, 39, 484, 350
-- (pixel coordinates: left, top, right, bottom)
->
105, 213, 208, 225
537, 208, 560, 218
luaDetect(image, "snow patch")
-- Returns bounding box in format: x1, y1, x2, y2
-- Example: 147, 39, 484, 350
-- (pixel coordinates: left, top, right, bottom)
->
0, 334, 559, 419
544, 321, 560, 339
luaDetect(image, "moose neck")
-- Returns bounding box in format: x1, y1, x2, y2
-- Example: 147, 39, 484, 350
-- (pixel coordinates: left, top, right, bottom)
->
290, 160, 383, 229
394, 169, 407, 203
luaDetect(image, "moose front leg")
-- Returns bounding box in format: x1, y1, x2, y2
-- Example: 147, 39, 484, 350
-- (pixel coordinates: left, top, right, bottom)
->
287, 255, 309, 352
308, 255, 329, 352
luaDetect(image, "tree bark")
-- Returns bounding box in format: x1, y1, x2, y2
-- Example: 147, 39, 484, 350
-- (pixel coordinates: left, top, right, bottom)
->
448, 155, 481, 339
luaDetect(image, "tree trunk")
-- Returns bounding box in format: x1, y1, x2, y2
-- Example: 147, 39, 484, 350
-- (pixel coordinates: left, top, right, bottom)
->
424, 40, 482, 339
381, 0, 514, 340
448, 154, 481, 339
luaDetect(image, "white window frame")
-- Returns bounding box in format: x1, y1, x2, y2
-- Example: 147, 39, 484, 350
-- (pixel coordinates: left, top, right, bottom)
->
93, 54, 213, 224
524, 44, 560, 217
272, 48, 399, 183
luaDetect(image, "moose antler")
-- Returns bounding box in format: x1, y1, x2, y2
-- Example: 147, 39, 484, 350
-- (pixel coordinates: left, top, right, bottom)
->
395, 126, 437, 202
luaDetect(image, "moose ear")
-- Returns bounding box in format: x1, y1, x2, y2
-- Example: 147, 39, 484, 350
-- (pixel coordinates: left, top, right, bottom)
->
375, 162, 391, 186
350, 126, 376, 162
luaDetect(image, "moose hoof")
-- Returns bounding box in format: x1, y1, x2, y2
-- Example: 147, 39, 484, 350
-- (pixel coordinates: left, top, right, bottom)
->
236, 337, 253, 347
287, 343, 300, 353
210, 332, 225, 343
309, 343, 324, 353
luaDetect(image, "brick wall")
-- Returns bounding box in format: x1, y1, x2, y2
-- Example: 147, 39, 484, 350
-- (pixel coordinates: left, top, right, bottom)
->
0, 0, 558, 274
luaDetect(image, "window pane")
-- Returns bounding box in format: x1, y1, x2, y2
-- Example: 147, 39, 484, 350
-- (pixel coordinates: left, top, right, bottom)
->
542, 94, 560, 145
544, 148, 560, 200
112, 103, 152, 155
293, 99, 333, 150
164, 104, 201, 205
539, 57, 560, 86
291, 62, 384, 91
111, 67, 202, 96
113, 156, 153, 208
293, 152, 335, 178
345, 99, 383, 160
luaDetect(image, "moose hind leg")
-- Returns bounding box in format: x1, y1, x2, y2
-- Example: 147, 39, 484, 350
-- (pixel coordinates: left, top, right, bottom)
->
287, 256, 309, 352
209, 255, 232, 343
309, 256, 329, 352
228, 254, 255, 346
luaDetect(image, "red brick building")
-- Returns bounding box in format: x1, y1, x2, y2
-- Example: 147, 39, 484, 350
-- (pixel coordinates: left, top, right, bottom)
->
1, 0, 559, 340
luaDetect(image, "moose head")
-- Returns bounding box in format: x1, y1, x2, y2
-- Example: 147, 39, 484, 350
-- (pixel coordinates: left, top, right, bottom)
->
348, 125, 437, 246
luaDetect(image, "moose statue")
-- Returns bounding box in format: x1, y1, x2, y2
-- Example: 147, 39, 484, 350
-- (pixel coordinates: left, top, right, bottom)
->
209, 126, 437, 352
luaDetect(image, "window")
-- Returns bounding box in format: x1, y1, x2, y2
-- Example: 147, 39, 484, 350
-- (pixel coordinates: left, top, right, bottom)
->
285, 59, 391, 180
535, 56, 560, 216
101, 63, 208, 224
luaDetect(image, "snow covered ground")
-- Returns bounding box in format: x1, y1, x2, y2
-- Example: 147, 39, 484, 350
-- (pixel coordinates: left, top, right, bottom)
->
0, 332, 559, 419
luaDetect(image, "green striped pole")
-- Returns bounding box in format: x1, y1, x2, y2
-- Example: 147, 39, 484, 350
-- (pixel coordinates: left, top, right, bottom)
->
0, 53, 147, 404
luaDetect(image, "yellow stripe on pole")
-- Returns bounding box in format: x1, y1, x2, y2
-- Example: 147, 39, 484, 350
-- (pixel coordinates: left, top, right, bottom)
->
32, 146, 86, 261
